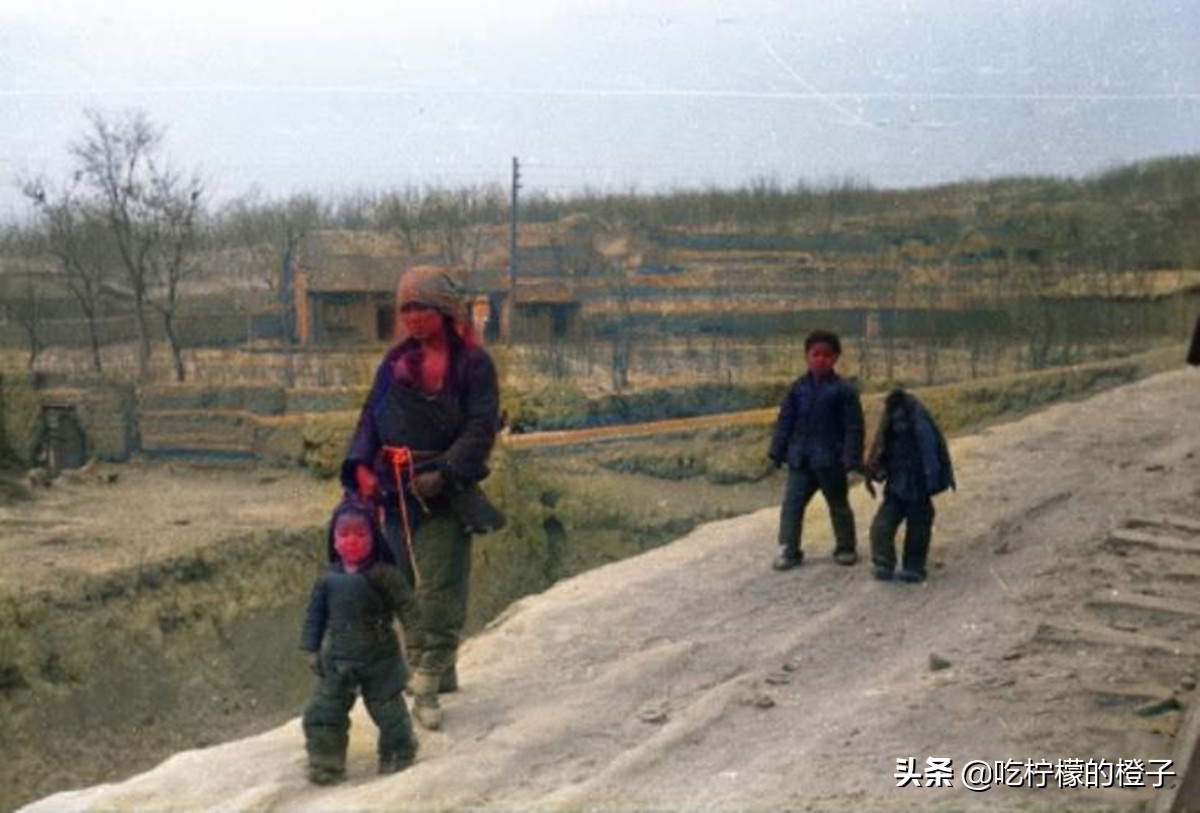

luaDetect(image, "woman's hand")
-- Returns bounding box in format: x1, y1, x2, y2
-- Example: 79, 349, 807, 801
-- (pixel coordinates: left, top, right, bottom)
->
411, 470, 445, 500
355, 464, 379, 501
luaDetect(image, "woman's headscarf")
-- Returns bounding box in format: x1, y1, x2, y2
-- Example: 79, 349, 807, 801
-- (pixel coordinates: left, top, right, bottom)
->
391, 264, 479, 382
396, 265, 470, 327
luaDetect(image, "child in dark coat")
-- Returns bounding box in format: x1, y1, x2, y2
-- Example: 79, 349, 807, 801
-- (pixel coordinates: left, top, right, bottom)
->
865, 389, 956, 583
300, 497, 421, 784
768, 329, 866, 569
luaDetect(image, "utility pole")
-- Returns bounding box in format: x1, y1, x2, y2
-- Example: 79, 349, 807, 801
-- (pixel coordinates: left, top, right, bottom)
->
505, 156, 520, 344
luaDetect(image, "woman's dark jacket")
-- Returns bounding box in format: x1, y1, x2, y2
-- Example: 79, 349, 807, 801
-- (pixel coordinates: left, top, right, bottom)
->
343, 336, 500, 494
866, 390, 956, 499
769, 372, 865, 472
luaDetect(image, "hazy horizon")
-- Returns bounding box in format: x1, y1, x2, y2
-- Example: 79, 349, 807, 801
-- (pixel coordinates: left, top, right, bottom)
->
2, 0, 1197, 220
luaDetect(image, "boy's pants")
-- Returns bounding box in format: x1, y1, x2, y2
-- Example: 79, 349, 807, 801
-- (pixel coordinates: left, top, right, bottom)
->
777, 464, 857, 556
303, 655, 417, 770
869, 494, 935, 575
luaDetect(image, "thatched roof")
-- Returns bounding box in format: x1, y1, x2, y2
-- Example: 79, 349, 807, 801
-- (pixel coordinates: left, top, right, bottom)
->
296, 230, 430, 294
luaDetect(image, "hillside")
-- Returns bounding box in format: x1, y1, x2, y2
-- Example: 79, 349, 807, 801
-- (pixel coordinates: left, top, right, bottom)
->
5, 155, 1196, 379
19, 365, 1200, 812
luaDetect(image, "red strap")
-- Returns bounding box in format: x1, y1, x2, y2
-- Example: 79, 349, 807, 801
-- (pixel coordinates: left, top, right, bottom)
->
382, 445, 422, 587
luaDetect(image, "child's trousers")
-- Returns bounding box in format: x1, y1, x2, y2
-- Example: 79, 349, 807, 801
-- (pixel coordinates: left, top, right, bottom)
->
303, 655, 417, 772
777, 464, 857, 557
869, 493, 935, 576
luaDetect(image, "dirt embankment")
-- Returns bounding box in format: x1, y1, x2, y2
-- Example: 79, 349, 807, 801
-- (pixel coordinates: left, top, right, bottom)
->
8, 365, 1199, 812
0, 431, 780, 812
0, 467, 339, 812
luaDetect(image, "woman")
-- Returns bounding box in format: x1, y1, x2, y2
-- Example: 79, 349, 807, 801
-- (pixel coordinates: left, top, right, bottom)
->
342, 264, 501, 731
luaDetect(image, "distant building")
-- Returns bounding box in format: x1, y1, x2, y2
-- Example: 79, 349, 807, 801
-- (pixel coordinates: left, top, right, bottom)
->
294, 229, 588, 347
480, 236, 591, 343
294, 259, 399, 346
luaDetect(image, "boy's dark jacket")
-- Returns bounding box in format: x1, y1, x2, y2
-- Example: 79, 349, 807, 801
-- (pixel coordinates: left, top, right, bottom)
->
299, 498, 420, 665
769, 372, 865, 472
866, 389, 956, 497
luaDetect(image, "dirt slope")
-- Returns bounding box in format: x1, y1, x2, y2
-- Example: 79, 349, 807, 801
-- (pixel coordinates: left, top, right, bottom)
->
0, 462, 339, 596
19, 366, 1200, 813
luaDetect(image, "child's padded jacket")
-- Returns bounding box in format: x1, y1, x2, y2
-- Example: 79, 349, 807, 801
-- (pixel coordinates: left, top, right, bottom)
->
867, 390, 955, 497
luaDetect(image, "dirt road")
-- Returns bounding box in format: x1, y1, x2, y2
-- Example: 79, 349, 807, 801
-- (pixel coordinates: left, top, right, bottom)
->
19, 366, 1200, 812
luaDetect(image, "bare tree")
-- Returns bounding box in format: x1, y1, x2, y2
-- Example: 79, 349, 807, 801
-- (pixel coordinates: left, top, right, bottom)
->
593, 222, 645, 392
22, 179, 115, 372
378, 186, 425, 254
71, 109, 204, 381
418, 185, 506, 266
0, 226, 49, 370
213, 192, 322, 383
147, 174, 203, 381
432, 189, 476, 265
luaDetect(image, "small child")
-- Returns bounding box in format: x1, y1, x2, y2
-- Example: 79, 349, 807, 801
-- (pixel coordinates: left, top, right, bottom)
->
865, 389, 956, 583
768, 329, 866, 570
300, 497, 421, 785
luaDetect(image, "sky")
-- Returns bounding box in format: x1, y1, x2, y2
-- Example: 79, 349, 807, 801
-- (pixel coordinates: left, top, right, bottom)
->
1, 0, 1197, 220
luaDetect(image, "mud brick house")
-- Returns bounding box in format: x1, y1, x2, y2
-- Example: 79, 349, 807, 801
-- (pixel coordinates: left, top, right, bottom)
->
495, 243, 590, 343
292, 230, 409, 346
294, 261, 399, 345
293, 229, 588, 347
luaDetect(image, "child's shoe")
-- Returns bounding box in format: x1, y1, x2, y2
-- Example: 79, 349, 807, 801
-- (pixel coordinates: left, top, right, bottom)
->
772, 547, 803, 571
378, 750, 416, 775
896, 568, 926, 583
873, 566, 894, 581
834, 550, 859, 566
307, 764, 345, 786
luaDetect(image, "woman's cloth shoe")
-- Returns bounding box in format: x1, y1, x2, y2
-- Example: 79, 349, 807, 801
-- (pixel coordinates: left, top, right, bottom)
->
413, 699, 443, 731
410, 670, 444, 731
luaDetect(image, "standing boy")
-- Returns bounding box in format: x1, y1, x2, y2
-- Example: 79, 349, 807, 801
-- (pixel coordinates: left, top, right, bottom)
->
865, 388, 956, 583
768, 329, 865, 570
300, 497, 421, 785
